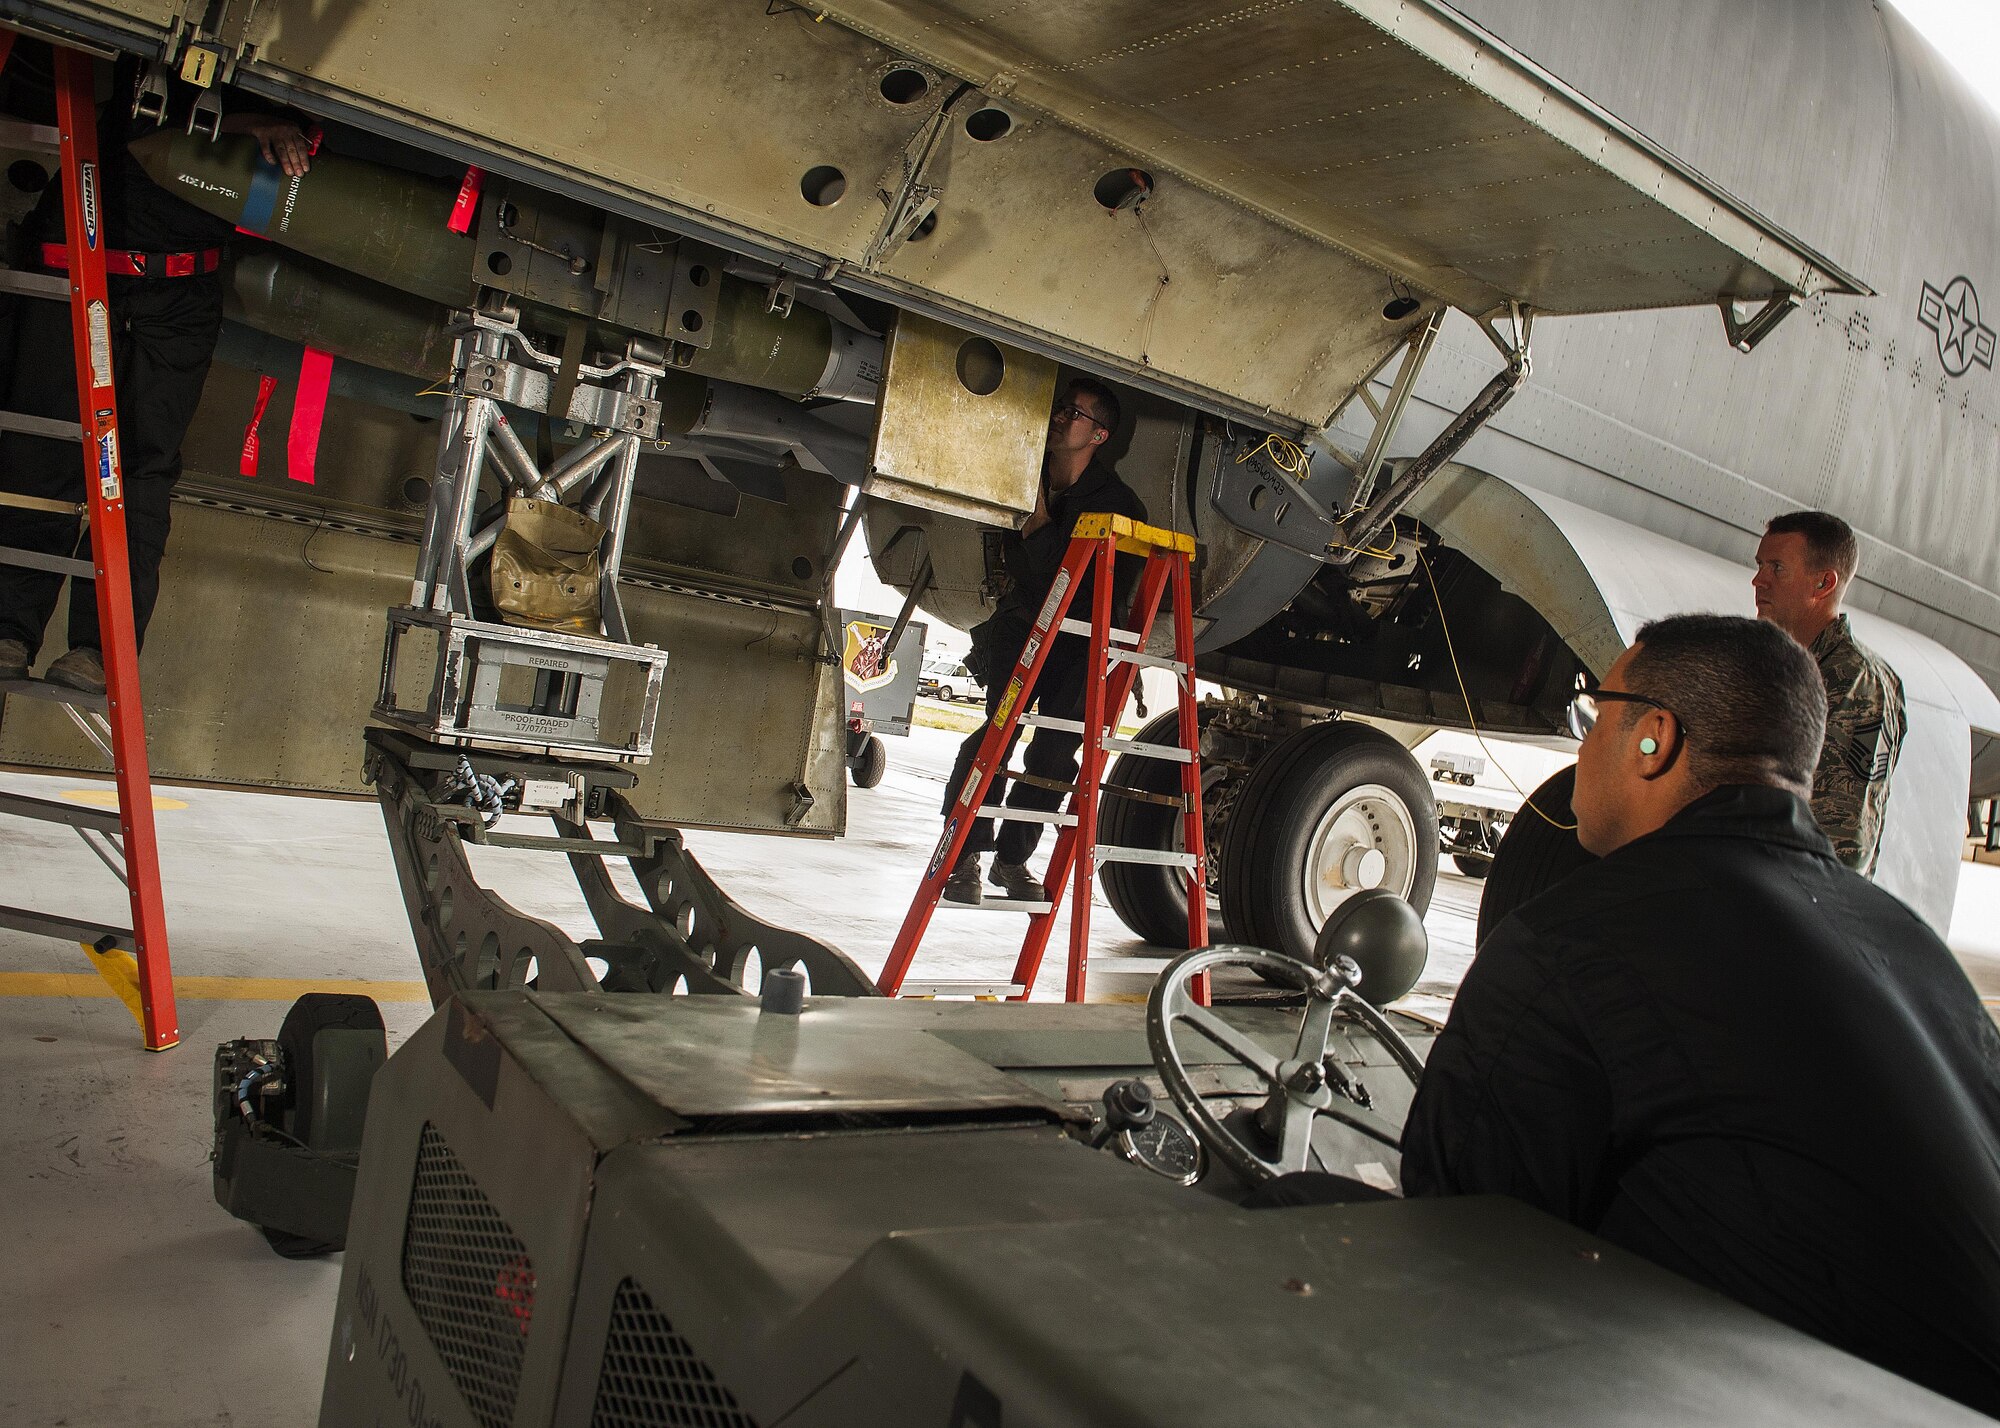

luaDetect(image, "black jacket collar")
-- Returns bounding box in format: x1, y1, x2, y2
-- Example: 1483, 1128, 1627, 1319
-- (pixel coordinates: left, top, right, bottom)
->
1048, 457, 1118, 511
1634, 783, 1834, 858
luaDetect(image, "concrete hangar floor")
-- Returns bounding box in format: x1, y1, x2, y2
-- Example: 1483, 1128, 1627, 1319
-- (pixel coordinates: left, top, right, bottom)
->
1, 723, 1997, 1427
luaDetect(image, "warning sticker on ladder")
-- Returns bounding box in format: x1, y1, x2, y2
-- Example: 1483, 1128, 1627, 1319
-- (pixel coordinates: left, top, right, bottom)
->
86, 299, 112, 388
94, 412, 120, 502
1034, 571, 1071, 632
993, 677, 1022, 727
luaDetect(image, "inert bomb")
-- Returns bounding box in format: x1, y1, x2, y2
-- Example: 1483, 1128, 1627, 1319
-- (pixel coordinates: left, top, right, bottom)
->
129, 130, 882, 403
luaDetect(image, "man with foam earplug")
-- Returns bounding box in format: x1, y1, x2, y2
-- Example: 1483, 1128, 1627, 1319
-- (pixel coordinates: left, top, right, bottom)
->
1401, 614, 2000, 1416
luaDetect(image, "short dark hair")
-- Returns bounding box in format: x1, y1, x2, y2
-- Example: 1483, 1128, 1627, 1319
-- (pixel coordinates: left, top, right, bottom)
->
1624, 614, 1826, 796
1065, 377, 1122, 439
1764, 510, 1858, 583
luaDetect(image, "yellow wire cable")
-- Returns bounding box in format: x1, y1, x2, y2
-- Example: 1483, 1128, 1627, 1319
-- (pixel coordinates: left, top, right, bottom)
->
1329, 532, 1398, 561
1234, 432, 1311, 478
1416, 546, 1579, 832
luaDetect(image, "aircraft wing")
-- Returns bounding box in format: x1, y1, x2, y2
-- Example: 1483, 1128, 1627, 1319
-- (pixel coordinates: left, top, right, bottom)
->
818, 0, 1869, 317
1, 0, 1869, 431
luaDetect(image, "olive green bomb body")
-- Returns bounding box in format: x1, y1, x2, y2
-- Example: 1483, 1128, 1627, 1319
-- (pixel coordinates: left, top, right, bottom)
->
130, 130, 859, 400
226, 248, 458, 379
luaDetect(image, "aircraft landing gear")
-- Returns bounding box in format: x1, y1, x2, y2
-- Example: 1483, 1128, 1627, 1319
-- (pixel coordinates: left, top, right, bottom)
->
1219, 721, 1436, 971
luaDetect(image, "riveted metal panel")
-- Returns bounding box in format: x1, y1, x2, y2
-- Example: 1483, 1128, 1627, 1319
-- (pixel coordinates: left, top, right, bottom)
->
0, 502, 846, 834
867, 313, 1057, 522
813, 0, 1864, 312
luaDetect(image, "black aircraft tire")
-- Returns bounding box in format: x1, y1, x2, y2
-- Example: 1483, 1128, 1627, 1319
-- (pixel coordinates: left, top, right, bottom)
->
851, 734, 888, 789
1475, 765, 1596, 947
1099, 711, 1198, 948
1452, 854, 1492, 879
1220, 722, 1437, 966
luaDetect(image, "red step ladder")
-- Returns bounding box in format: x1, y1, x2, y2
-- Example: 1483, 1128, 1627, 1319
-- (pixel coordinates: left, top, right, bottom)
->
880, 513, 1209, 1004
0, 37, 179, 1051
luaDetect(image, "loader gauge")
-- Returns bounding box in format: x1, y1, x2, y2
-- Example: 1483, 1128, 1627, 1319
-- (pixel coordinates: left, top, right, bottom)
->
1117, 1115, 1205, 1186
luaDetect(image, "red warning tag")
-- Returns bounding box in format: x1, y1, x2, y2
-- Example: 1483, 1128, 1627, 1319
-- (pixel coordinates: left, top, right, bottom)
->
240, 374, 277, 476
287, 348, 333, 485
448, 165, 485, 235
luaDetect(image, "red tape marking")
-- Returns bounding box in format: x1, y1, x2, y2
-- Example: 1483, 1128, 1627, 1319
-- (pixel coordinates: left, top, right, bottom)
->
287, 347, 333, 485
448, 165, 485, 234
240, 373, 277, 477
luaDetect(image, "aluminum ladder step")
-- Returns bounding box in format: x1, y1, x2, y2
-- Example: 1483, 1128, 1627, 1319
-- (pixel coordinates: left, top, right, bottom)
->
0, 411, 83, 443
0, 788, 122, 836
1058, 618, 1141, 645
899, 980, 1028, 999
0, 268, 70, 301
939, 897, 1055, 915
1100, 735, 1193, 763
1094, 844, 1198, 868
0, 903, 134, 951
1107, 646, 1189, 674
0, 675, 109, 713
975, 805, 1077, 827
1017, 713, 1194, 763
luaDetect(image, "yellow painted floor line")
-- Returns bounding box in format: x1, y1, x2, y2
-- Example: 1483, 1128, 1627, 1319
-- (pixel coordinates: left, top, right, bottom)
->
0, 972, 430, 1002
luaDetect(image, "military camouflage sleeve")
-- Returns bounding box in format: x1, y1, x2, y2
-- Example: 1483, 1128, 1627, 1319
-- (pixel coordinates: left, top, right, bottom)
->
1809, 641, 1906, 875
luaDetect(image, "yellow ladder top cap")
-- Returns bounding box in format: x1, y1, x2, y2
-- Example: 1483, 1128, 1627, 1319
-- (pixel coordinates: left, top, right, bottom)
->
1071, 512, 1195, 555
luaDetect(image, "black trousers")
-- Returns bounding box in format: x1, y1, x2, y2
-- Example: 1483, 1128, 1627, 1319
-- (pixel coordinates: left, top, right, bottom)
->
0, 269, 222, 658
941, 632, 1091, 865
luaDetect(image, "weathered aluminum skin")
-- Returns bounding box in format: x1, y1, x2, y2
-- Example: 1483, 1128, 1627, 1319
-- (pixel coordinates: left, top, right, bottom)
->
1383, 0, 2000, 700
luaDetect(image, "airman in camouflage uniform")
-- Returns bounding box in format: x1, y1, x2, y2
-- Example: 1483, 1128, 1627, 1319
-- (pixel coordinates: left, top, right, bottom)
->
1752, 509, 1905, 877
1806, 614, 1905, 875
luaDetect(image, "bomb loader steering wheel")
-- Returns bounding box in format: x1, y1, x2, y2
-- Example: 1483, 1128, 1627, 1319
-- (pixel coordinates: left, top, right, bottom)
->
1145, 945, 1425, 1185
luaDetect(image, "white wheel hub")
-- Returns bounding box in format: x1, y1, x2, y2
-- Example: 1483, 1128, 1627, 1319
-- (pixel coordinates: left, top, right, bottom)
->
1303, 783, 1418, 926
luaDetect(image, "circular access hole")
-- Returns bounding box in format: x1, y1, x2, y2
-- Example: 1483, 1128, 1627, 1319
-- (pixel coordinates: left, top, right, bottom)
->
1382, 294, 1422, 321
686, 264, 711, 288
800, 165, 847, 207
791, 555, 814, 579
964, 107, 1012, 141
1247, 484, 1268, 512
401, 475, 431, 508
485, 250, 513, 277
1093, 168, 1154, 211
955, 336, 1005, 396
909, 212, 938, 242
680, 310, 704, 333
879, 67, 929, 105
7, 160, 48, 193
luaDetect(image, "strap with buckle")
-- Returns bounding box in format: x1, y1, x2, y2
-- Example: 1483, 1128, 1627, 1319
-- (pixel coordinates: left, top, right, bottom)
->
39, 242, 223, 278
